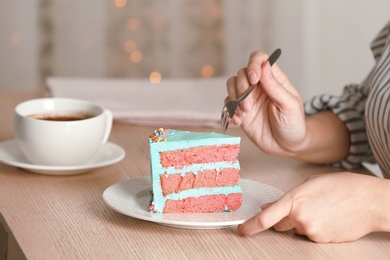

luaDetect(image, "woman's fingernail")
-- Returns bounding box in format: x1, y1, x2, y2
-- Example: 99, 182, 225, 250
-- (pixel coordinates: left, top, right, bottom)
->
248, 71, 257, 84
264, 62, 273, 78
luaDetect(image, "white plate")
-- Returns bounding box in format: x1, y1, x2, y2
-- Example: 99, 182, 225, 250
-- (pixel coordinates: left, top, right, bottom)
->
103, 176, 284, 229
0, 139, 125, 175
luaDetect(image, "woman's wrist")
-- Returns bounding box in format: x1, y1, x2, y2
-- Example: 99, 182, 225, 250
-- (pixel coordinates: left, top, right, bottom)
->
287, 110, 350, 163
371, 178, 390, 232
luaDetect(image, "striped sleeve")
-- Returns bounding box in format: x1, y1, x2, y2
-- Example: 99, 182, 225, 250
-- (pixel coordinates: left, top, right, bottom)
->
365, 22, 390, 178
303, 20, 390, 170
304, 79, 376, 169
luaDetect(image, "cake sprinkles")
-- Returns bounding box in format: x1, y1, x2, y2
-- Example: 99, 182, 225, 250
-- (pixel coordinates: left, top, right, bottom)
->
149, 127, 168, 143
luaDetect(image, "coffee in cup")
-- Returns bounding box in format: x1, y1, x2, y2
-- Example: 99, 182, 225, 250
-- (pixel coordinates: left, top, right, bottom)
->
14, 98, 113, 166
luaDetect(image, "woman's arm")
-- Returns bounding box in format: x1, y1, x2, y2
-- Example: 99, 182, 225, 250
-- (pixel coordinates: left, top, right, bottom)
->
238, 172, 390, 243
290, 110, 350, 164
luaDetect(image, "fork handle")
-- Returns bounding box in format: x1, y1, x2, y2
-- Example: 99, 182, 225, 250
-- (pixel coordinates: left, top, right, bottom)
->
236, 85, 255, 102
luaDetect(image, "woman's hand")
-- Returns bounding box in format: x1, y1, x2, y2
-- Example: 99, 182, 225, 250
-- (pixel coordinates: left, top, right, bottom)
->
226, 51, 307, 157
225, 50, 350, 163
237, 172, 390, 243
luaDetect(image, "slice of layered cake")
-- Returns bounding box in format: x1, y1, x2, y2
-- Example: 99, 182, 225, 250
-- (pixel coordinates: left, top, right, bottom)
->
148, 128, 242, 213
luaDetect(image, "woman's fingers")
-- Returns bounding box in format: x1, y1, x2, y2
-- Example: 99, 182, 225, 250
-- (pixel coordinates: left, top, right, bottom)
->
246, 51, 270, 84
225, 69, 254, 125
260, 203, 272, 210
259, 61, 294, 109
226, 76, 238, 101
273, 216, 296, 232
237, 196, 292, 236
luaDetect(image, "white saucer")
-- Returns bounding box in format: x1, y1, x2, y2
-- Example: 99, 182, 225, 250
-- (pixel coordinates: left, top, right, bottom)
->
0, 139, 125, 175
103, 176, 284, 229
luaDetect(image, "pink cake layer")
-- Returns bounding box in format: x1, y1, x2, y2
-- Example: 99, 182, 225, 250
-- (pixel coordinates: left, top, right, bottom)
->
164, 193, 243, 213
160, 168, 239, 196
160, 144, 240, 168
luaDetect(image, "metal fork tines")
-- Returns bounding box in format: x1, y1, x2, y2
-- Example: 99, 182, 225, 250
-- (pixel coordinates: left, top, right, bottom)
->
221, 48, 281, 133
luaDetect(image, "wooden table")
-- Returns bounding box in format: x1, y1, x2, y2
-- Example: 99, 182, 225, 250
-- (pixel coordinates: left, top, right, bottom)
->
1, 91, 390, 259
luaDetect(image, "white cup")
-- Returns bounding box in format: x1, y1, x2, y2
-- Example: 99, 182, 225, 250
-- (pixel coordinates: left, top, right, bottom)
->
14, 98, 113, 166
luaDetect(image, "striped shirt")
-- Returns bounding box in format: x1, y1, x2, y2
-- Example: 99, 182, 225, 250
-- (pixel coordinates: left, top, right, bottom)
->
304, 20, 390, 179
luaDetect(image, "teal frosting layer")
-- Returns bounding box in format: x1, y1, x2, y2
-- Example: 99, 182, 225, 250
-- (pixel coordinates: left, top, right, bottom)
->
150, 128, 240, 151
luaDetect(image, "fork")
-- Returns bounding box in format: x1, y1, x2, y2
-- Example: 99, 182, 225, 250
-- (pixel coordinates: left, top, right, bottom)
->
221, 48, 282, 133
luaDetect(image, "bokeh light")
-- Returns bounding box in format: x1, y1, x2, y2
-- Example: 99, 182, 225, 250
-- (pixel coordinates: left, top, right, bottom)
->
149, 72, 162, 83
201, 64, 214, 77
114, 0, 127, 8
124, 40, 137, 53
127, 18, 140, 30
130, 51, 143, 63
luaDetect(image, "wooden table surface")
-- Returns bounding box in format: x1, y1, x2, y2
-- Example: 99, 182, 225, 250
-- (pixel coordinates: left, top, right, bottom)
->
1, 91, 390, 260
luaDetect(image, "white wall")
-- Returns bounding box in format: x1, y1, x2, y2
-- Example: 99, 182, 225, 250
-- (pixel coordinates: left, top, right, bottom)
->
51, 0, 107, 78
271, 0, 390, 101
1, 0, 390, 101
0, 0, 39, 90
221, 0, 390, 101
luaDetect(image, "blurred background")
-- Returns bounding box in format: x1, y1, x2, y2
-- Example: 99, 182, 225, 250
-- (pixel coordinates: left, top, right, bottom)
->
1, 0, 389, 101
